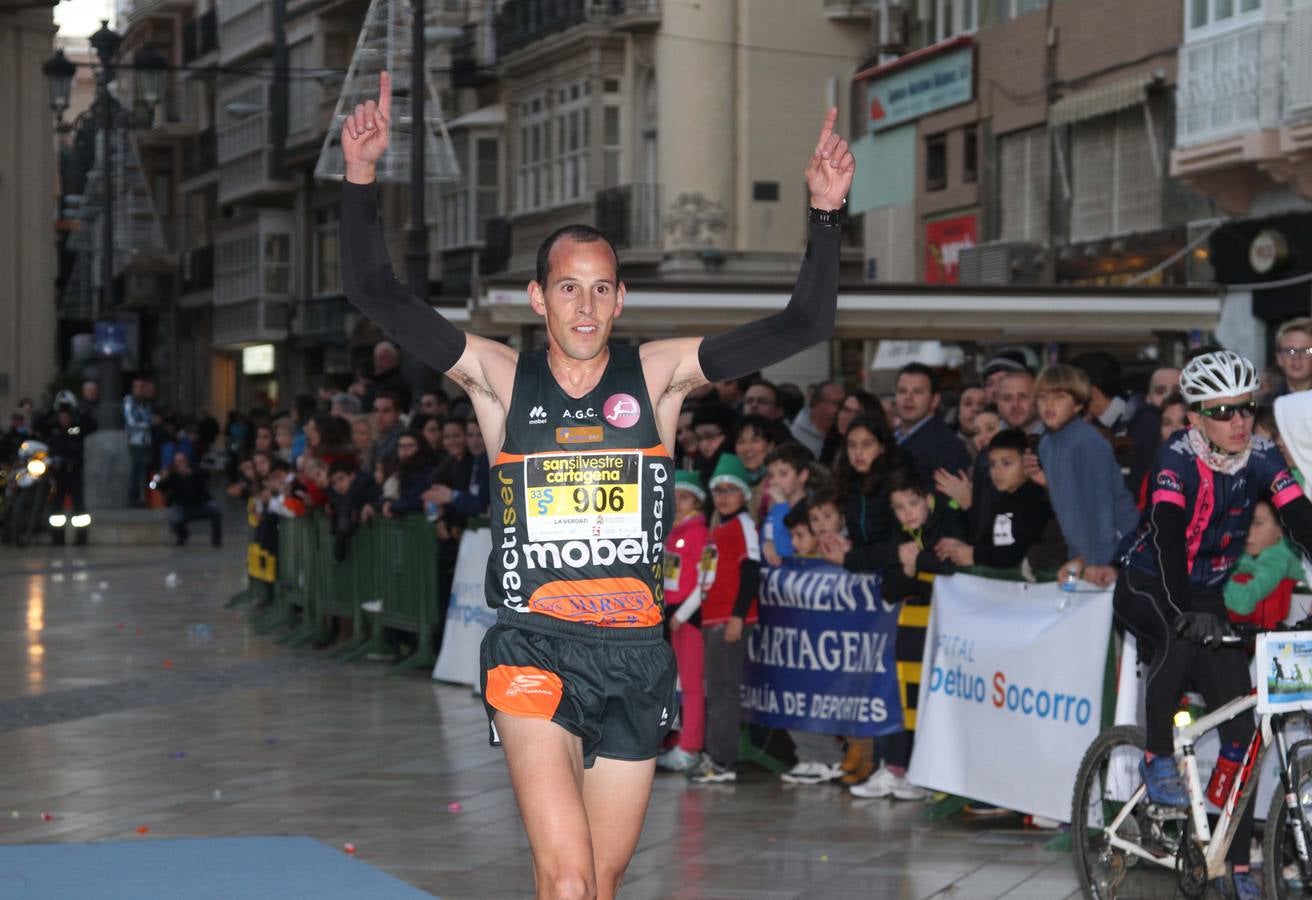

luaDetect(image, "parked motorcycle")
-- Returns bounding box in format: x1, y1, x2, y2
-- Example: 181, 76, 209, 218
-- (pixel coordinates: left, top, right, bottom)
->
1, 440, 56, 547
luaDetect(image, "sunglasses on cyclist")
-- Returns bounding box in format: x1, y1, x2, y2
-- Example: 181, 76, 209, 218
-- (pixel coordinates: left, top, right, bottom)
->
1193, 401, 1257, 422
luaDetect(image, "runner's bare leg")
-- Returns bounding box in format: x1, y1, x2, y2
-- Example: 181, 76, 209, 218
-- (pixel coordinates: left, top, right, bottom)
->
582, 756, 656, 900
496, 713, 597, 900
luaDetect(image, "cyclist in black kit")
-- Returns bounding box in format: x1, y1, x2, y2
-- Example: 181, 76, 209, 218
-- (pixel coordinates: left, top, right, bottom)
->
338, 71, 853, 900
1116, 350, 1312, 900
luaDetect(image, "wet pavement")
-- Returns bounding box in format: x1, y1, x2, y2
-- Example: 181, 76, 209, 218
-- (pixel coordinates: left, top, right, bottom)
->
0, 526, 1084, 898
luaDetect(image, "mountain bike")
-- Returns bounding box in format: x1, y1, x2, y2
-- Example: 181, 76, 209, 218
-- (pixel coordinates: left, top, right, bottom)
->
1071, 628, 1312, 898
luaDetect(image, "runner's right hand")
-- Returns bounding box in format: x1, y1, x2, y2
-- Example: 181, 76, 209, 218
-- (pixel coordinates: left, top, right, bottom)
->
342, 71, 392, 171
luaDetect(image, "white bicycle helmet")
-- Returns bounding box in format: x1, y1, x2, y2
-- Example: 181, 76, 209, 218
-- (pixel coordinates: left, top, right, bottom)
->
1179, 350, 1259, 404
53, 389, 77, 411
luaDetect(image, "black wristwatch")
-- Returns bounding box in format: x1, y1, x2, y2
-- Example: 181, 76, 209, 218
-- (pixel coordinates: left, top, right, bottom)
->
808, 206, 844, 227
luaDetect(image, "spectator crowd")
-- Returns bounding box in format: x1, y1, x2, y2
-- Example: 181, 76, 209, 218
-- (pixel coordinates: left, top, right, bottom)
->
8, 318, 1312, 810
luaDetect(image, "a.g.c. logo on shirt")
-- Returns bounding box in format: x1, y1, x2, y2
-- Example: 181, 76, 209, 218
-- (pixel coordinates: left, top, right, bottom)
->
604, 393, 641, 428
528, 405, 548, 425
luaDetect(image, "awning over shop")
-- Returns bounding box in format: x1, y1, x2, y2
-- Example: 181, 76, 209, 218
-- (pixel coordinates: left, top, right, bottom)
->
1049, 74, 1156, 127
480, 285, 1221, 342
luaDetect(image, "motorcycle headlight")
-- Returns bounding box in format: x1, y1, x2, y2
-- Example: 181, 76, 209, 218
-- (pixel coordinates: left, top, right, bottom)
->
48, 514, 67, 528
27, 459, 47, 478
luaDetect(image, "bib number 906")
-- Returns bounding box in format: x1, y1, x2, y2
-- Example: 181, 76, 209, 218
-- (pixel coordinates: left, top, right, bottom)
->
573, 486, 625, 514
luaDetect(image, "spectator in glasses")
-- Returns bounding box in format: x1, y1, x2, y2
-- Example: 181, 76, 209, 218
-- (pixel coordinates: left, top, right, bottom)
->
1275, 317, 1312, 397
791, 381, 845, 458
742, 380, 784, 421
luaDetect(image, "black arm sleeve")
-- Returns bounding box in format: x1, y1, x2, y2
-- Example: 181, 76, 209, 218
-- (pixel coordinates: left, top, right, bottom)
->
697, 219, 840, 383
732, 559, 761, 619
1146, 501, 1194, 615
1277, 494, 1312, 563
340, 180, 467, 373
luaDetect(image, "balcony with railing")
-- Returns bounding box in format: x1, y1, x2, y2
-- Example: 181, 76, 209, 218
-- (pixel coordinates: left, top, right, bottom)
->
595, 183, 661, 255
216, 79, 293, 203
495, 0, 659, 57
1172, 5, 1312, 212
217, 0, 273, 67
211, 209, 292, 346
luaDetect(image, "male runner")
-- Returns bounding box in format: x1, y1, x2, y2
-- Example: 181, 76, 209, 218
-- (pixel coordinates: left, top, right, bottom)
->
339, 71, 853, 900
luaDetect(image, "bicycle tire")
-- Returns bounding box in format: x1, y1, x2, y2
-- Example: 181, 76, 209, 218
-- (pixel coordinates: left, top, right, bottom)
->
1072, 724, 1181, 899
1264, 754, 1312, 898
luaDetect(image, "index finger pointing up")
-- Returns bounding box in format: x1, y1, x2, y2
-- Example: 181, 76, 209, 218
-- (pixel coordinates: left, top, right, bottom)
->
378, 70, 391, 120
814, 107, 837, 156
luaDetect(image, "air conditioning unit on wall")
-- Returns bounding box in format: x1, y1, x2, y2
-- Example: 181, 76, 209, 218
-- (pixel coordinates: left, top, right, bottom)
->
958, 242, 1047, 286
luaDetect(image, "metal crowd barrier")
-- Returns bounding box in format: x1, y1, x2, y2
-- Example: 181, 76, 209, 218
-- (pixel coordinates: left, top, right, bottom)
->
231, 510, 442, 675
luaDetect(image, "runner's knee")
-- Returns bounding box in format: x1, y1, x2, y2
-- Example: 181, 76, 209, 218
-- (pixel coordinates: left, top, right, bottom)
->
538, 867, 595, 900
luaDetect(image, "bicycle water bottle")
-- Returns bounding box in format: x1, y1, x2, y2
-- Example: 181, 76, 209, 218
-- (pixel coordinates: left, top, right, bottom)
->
1207, 742, 1246, 807
1061, 568, 1079, 593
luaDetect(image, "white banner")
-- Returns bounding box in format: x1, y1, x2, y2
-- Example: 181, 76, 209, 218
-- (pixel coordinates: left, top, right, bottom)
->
432, 527, 496, 689
907, 574, 1113, 823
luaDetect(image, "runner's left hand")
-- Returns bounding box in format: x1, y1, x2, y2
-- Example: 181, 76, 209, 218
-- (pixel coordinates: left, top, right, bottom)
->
805, 108, 855, 211
725, 616, 744, 644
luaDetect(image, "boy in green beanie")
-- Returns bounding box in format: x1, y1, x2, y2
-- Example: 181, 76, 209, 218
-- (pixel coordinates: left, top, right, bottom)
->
688, 454, 761, 784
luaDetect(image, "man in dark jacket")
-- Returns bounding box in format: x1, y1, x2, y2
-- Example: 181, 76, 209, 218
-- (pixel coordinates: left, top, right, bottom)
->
42, 392, 92, 545
892, 363, 970, 482
362, 340, 413, 413
159, 452, 222, 547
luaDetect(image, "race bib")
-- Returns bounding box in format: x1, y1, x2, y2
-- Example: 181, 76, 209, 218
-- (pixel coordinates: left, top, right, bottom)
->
524, 452, 643, 542
664, 553, 682, 591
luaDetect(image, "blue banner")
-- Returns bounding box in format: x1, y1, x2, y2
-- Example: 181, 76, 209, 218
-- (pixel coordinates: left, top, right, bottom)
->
743, 558, 904, 737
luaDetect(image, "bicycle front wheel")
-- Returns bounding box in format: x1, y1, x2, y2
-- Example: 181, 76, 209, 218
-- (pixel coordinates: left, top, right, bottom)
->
1072, 724, 1181, 899
1264, 754, 1312, 898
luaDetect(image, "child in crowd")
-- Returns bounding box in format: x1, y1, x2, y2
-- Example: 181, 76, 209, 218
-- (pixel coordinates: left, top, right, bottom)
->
850, 469, 961, 801
784, 503, 818, 558
970, 404, 1002, 456
326, 460, 380, 562
806, 487, 846, 542
658, 471, 712, 773
687, 455, 762, 785
762, 443, 813, 566
1225, 499, 1305, 629
936, 429, 1051, 570
1029, 365, 1138, 588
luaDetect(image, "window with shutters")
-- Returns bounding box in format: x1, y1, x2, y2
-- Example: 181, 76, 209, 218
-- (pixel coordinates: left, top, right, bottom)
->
287, 40, 319, 137
1069, 105, 1164, 242
517, 94, 550, 212
555, 82, 589, 204
935, 0, 977, 42
998, 128, 1049, 243
441, 134, 502, 248
313, 208, 339, 296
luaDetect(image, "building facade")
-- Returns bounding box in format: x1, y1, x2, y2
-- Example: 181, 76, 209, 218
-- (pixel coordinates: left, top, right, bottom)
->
2, 2, 59, 416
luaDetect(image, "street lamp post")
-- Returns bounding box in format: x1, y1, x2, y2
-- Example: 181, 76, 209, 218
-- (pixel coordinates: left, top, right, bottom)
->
44, 24, 167, 430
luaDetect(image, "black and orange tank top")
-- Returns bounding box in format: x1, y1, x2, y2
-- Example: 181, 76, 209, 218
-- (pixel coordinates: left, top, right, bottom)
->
484, 342, 673, 627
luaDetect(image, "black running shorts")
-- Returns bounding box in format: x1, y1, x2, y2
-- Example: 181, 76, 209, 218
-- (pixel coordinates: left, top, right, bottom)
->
480, 609, 677, 767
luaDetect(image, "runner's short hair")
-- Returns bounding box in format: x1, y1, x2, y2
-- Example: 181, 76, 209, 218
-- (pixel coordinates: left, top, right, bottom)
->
536, 225, 621, 288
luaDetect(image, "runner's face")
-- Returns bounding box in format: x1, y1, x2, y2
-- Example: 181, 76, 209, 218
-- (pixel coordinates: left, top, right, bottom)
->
1189, 392, 1254, 455
532, 238, 623, 362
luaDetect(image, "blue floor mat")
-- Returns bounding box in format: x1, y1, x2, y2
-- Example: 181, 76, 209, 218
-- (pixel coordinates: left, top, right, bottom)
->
0, 836, 436, 899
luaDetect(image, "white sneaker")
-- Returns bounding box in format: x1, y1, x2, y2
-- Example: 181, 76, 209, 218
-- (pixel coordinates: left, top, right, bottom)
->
849, 765, 898, 798
890, 773, 928, 801
780, 760, 842, 784
656, 746, 698, 772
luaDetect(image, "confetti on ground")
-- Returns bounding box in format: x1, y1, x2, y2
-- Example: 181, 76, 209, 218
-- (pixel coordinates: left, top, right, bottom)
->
98, 581, 109, 590
164, 573, 180, 588
10, 811, 19, 819
116, 624, 125, 631
265, 738, 278, 747
210, 790, 222, 801
162, 660, 174, 669
41, 813, 54, 822
51, 574, 65, 583
820, 854, 829, 862
136, 628, 143, 636
343, 842, 356, 855
136, 825, 150, 835
170, 751, 187, 759
90, 592, 103, 603
447, 802, 462, 812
